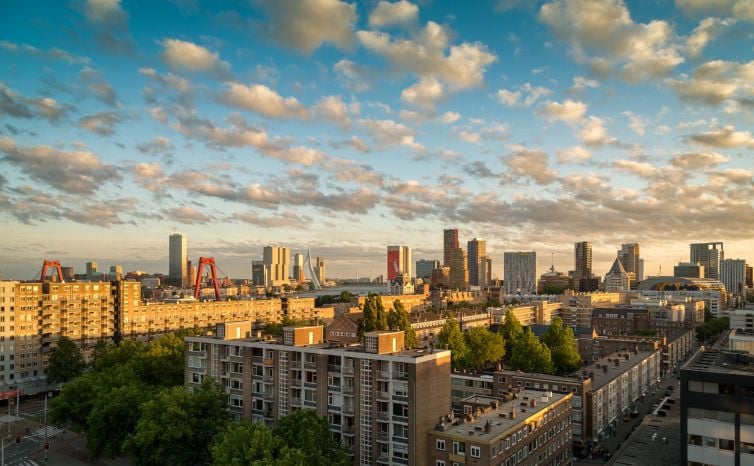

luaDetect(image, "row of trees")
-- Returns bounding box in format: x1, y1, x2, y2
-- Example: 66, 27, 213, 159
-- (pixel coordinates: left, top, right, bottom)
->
357, 295, 418, 348
435, 312, 582, 375
696, 314, 730, 343
50, 332, 350, 465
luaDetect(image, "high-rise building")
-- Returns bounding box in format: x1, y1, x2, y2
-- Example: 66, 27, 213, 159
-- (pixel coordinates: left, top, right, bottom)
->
720, 258, 746, 306
690, 242, 724, 279
747, 265, 753, 288
86, 261, 99, 281
503, 251, 537, 295
263, 246, 290, 287
251, 260, 267, 286
448, 248, 468, 290
186, 326, 451, 466
443, 228, 459, 267
478, 256, 492, 288
169, 233, 188, 287
467, 238, 486, 287
386, 245, 411, 281
292, 253, 304, 283
574, 241, 592, 278
315, 257, 326, 284
415, 259, 439, 280
604, 257, 630, 292
617, 243, 640, 281
674, 262, 705, 279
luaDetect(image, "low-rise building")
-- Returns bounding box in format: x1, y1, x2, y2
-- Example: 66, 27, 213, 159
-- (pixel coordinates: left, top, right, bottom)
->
427, 391, 573, 466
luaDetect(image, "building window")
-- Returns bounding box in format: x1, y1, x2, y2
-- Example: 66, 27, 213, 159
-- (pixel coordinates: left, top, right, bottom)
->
470, 446, 481, 458
688, 435, 703, 446
436, 461, 445, 466
719, 439, 734, 451
741, 442, 754, 454
704, 437, 716, 448
436, 439, 445, 451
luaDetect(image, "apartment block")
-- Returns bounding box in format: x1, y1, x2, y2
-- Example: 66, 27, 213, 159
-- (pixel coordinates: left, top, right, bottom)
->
185, 327, 451, 466
428, 391, 573, 466
681, 349, 754, 466
559, 292, 627, 329
0, 281, 17, 389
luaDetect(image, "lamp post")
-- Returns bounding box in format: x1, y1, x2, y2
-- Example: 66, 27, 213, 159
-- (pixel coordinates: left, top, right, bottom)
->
1, 435, 16, 466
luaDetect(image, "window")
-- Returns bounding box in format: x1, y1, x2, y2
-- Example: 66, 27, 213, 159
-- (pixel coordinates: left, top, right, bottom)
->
470, 446, 481, 458
453, 441, 465, 455
393, 403, 408, 417
719, 439, 734, 451
741, 442, 754, 455
436, 439, 445, 451
718, 383, 735, 395
688, 435, 703, 446
704, 437, 716, 448
436, 461, 445, 466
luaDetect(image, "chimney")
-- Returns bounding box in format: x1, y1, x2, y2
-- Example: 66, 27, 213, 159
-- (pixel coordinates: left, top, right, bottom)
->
484, 420, 491, 434
614, 359, 619, 366
509, 408, 516, 419
530, 398, 537, 408
603, 365, 608, 373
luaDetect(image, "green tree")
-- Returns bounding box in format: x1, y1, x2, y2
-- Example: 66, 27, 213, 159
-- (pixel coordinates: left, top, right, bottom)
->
339, 290, 352, 303
125, 379, 230, 466
498, 310, 524, 355
49, 371, 101, 430
510, 329, 554, 374
541, 318, 581, 375
462, 327, 505, 370
436, 316, 468, 369
212, 422, 281, 466
134, 333, 186, 387
273, 409, 349, 466
47, 336, 85, 385
388, 301, 418, 348
358, 294, 388, 337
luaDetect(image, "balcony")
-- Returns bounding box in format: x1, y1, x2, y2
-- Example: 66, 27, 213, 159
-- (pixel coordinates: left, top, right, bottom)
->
342, 404, 354, 415
342, 425, 355, 435
376, 371, 390, 380
376, 431, 390, 442
376, 412, 390, 421
291, 397, 302, 406
263, 358, 274, 366
304, 361, 317, 369
290, 379, 302, 387
376, 391, 390, 401
377, 453, 390, 464
342, 365, 354, 375
395, 372, 408, 380
342, 386, 355, 395
263, 391, 274, 401
263, 375, 274, 383
328, 364, 341, 373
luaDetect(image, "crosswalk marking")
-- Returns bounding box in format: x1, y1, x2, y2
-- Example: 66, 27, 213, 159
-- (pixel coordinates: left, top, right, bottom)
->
29, 426, 63, 438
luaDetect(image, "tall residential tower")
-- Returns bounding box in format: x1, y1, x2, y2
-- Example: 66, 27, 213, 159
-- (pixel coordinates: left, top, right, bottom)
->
467, 238, 486, 287
169, 233, 188, 287
503, 251, 537, 295
443, 228, 459, 267
690, 242, 724, 280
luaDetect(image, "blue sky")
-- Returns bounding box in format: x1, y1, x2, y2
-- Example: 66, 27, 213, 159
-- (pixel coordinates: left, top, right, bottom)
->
1, 0, 753, 280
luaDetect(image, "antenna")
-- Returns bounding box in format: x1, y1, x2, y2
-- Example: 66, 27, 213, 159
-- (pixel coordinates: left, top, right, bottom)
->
550, 252, 555, 273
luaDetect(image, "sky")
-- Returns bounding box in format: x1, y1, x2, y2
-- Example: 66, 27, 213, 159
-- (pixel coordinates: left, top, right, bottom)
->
1, 0, 753, 281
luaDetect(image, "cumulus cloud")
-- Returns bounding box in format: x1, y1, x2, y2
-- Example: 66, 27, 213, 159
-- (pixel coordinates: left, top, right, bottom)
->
0, 83, 68, 123
556, 145, 591, 164
569, 76, 599, 93
503, 145, 557, 184
537, 99, 587, 124
233, 210, 312, 229
332, 135, 371, 153
670, 151, 729, 169
80, 67, 118, 107
0, 137, 119, 193
497, 89, 520, 106
162, 206, 212, 224
82, 0, 133, 54
369, 1, 419, 28
497, 83, 551, 107
333, 59, 373, 92
257, 0, 357, 53
686, 125, 754, 148
313, 95, 350, 124
358, 118, 424, 152
161, 38, 232, 79
686, 17, 734, 57
622, 111, 646, 135
676, 0, 754, 21
78, 111, 121, 136
221, 82, 307, 119
357, 21, 497, 89
579, 116, 617, 147
137, 136, 174, 156
539, 0, 684, 82
400, 77, 445, 109
613, 159, 660, 178
666, 60, 753, 107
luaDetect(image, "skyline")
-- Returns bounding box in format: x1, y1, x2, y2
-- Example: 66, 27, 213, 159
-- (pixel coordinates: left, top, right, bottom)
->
2, 0, 753, 280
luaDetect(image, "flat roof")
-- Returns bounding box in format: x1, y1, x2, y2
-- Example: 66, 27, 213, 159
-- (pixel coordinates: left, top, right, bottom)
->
588, 349, 659, 390
434, 390, 570, 442
682, 348, 754, 376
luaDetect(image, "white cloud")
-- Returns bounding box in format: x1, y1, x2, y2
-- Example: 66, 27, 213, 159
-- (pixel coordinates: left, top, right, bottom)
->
504, 145, 557, 184
400, 77, 445, 109
221, 82, 308, 119
497, 83, 551, 107
676, 0, 754, 21
686, 17, 734, 57
313, 95, 350, 123
622, 111, 646, 135
258, 0, 357, 53
161, 38, 231, 79
540, 0, 684, 82
333, 59, 372, 92
357, 21, 497, 89
358, 118, 424, 152
613, 159, 659, 178
538, 99, 587, 124
369, 1, 419, 28
85, 0, 126, 24
570, 76, 599, 92
457, 131, 481, 144
497, 89, 520, 106
556, 146, 591, 163
78, 111, 121, 136
666, 60, 753, 107
670, 151, 729, 169
578, 116, 616, 147
687, 125, 754, 148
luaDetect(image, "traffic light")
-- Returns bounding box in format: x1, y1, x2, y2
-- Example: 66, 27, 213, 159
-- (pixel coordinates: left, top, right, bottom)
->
15, 436, 20, 444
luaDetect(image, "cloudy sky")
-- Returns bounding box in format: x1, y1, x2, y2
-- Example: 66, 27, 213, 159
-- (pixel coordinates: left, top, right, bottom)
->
1, 0, 753, 281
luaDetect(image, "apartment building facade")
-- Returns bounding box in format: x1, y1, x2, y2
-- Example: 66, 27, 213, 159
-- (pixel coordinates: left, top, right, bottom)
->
185, 326, 451, 466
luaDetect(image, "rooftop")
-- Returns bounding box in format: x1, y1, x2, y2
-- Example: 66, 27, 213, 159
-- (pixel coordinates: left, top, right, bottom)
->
682, 347, 754, 376
433, 390, 570, 442
587, 349, 660, 390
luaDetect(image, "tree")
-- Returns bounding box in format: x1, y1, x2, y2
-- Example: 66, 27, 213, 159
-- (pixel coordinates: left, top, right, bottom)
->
273, 409, 349, 466
388, 301, 418, 348
47, 337, 85, 385
510, 329, 553, 374
358, 294, 388, 337
339, 290, 352, 303
462, 327, 505, 370
436, 316, 468, 369
125, 379, 230, 466
541, 318, 581, 375
212, 422, 281, 466
498, 310, 524, 355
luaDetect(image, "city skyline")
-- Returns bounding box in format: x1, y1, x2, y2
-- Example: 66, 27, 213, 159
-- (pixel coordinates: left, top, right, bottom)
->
2, 1, 754, 280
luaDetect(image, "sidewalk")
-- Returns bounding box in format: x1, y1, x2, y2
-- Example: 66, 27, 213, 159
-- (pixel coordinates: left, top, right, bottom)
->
29, 432, 130, 466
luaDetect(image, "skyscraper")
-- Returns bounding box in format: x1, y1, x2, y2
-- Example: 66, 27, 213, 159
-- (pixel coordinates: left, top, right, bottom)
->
720, 258, 746, 306
415, 259, 439, 280
467, 238, 486, 287
503, 252, 537, 294
251, 260, 267, 286
292, 253, 304, 283
690, 242, 724, 279
386, 245, 411, 281
617, 243, 640, 281
443, 228, 459, 267
448, 248, 468, 290
604, 257, 630, 292
574, 241, 592, 278
314, 257, 326, 284
86, 261, 98, 281
263, 246, 290, 287
478, 256, 492, 288
169, 233, 188, 287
